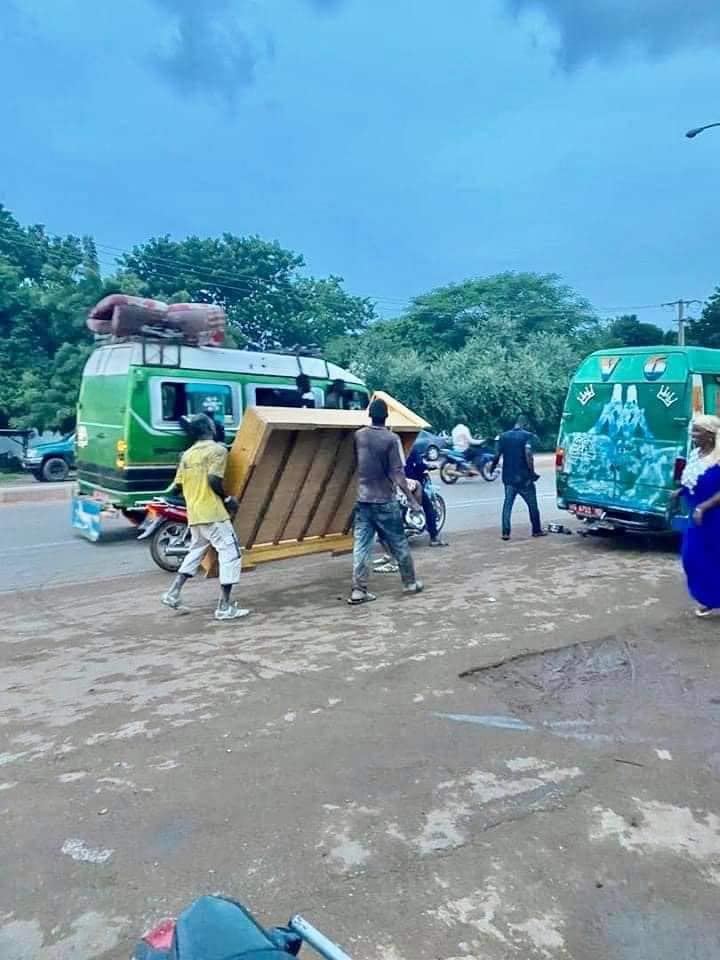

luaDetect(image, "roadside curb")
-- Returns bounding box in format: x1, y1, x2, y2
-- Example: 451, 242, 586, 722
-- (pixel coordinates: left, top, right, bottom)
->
0, 483, 74, 505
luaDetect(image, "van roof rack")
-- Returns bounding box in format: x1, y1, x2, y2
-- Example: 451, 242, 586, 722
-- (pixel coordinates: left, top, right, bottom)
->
260, 345, 330, 378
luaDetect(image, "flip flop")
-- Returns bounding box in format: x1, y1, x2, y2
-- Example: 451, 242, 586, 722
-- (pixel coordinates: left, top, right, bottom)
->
347, 592, 377, 606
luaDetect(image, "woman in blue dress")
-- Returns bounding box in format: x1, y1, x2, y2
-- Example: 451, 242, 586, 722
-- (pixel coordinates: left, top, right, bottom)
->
677, 415, 720, 617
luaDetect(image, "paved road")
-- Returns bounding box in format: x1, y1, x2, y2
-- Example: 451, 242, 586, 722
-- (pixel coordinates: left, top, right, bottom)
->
0, 463, 564, 593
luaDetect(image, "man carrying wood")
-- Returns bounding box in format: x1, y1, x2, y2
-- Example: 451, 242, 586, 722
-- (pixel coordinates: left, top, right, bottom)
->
161, 414, 249, 621
348, 398, 424, 605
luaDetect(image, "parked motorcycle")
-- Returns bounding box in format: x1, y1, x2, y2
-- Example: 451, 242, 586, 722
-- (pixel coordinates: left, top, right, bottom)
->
137, 497, 190, 573
439, 439, 499, 485
133, 894, 351, 959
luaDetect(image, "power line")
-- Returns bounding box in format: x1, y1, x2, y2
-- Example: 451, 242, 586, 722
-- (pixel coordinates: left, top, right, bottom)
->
0, 222, 706, 320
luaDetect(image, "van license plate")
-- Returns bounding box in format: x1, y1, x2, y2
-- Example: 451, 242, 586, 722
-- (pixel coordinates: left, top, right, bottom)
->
570, 504, 605, 518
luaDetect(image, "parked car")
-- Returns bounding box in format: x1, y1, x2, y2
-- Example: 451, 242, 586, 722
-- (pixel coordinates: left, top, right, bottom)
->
22, 433, 76, 482
411, 428, 450, 463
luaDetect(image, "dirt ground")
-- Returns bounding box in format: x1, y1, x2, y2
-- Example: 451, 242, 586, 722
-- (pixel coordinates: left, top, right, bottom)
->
1, 530, 719, 959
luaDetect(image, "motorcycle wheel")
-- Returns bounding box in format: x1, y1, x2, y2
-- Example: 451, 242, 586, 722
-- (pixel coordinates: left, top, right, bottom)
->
432, 493, 447, 533
481, 460, 500, 482
404, 507, 426, 537
149, 519, 189, 573
440, 461, 459, 485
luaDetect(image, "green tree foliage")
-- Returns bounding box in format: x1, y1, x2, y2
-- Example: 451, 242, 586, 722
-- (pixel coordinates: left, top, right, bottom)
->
330, 272, 598, 444
602, 314, 667, 347
0, 207, 375, 430
686, 289, 720, 348
121, 235, 374, 350
3, 202, 702, 440
0, 205, 103, 430
344, 328, 578, 445
389, 272, 596, 353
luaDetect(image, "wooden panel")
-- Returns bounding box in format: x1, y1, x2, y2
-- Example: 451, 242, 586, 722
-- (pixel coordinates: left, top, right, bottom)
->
251, 431, 316, 546
202, 397, 427, 575
282, 431, 345, 541
304, 432, 355, 538
224, 406, 269, 500
331, 473, 358, 535
233, 431, 291, 547
266, 431, 323, 544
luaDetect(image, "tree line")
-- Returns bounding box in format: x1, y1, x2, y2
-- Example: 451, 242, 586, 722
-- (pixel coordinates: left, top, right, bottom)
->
1, 202, 719, 443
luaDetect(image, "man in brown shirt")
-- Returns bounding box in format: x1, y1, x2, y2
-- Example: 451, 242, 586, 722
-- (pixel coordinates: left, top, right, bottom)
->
349, 398, 424, 604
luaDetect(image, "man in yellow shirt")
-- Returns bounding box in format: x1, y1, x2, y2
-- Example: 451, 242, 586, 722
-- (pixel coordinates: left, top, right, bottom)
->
161, 414, 249, 621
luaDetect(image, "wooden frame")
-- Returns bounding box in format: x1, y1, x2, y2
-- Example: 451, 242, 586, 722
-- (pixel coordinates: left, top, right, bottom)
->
203, 394, 428, 573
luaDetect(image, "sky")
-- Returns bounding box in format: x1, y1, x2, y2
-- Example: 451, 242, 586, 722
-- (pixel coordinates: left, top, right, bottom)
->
2, 0, 720, 329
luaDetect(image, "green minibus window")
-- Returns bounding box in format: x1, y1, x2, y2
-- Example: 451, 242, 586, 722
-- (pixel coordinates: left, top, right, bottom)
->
160, 381, 234, 424
162, 383, 185, 421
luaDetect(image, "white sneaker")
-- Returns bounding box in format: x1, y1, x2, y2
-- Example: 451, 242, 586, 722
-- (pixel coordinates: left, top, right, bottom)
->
161, 591, 182, 610
214, 604, 251, 622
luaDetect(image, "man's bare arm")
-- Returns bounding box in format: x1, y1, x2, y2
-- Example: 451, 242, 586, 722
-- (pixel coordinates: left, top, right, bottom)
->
208, 474, 238, 517
389, 436, 421, 506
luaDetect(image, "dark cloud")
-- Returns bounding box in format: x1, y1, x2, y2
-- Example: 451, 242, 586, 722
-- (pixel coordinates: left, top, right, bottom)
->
507, 0, 720, 68
152, 0, 256, 102
151, 0, 348, 102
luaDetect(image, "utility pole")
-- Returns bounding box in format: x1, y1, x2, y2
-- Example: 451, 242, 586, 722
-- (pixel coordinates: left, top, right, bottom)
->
663, 299, 701, 346
678, 299, 685, 346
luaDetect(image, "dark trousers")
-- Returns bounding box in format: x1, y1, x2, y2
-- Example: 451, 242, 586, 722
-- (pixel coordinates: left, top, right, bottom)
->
421, 487, 439, 540
502, 482, 541, 537
353, 501, 416, 591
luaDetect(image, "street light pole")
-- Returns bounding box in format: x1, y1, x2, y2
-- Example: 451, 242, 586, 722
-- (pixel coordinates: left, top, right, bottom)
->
686, 122, 720, 138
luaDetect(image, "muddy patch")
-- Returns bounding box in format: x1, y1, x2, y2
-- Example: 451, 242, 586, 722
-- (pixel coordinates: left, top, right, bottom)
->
460, 627, 720, 758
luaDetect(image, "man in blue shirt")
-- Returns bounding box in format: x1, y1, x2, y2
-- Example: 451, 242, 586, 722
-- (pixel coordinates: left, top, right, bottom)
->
491, 415, 547, 541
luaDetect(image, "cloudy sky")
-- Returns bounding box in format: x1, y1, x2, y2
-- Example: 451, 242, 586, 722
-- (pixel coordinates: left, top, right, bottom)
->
2, 0, 719, 327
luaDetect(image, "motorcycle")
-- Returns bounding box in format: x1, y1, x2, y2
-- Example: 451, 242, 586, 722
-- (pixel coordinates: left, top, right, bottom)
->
133, 894, 351, 959
400, 471, 446, 538
137, 497, 191, 573
139, 470, 447, 573
439, 439, 499, 485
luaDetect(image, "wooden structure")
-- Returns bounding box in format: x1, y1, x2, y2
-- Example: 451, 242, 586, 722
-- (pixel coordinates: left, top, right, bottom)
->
204, 392, 428, 573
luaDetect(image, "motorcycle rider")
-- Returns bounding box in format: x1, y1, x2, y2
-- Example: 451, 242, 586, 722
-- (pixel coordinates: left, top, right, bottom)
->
161, 413, 248, 620
405, 442, 448, 547
451, 421, 485, 472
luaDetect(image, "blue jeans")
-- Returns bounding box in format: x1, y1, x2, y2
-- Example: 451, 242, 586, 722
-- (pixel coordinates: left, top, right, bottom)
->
502, 482, 541, 537
352, 501, 416, 592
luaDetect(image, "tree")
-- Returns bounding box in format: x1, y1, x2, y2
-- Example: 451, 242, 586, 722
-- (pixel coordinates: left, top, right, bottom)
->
389, 272, 596, 354
686, 290, 720, 348
0, 204, 103, 430
121, 235, 374, 350
603, 314, 667, 347
0, 207, 376, 431
344, 323, 580, 446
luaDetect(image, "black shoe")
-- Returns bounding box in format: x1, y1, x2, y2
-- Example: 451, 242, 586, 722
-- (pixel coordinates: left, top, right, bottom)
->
532, 530, 549, 538
501, 535, 510, 541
